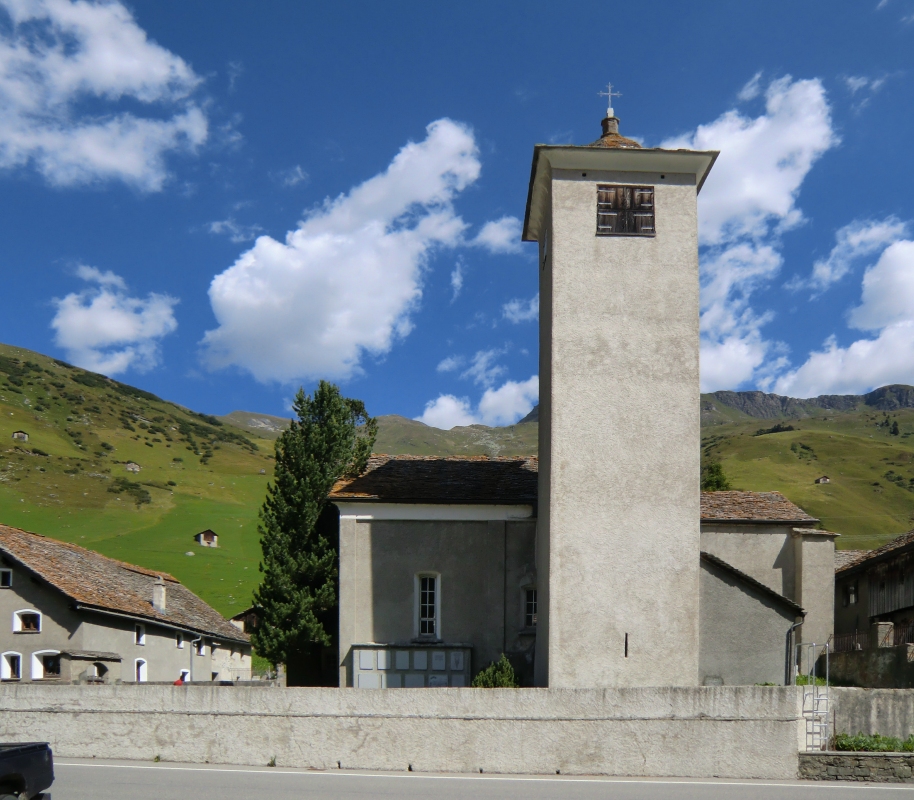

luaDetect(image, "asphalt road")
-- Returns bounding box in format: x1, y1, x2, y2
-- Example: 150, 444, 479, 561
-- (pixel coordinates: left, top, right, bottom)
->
52, 760, 914, 799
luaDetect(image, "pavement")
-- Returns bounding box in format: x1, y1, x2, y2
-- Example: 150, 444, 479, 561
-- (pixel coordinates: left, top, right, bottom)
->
52, 759, 914, 799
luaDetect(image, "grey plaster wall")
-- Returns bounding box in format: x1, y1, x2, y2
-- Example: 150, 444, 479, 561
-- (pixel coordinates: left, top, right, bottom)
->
699, 557, 798, 686
0, 684, 802, 779
700, 524, 835, 654
541, 168, 701, 688
829, 646, 914, 690
338, 518, 536, 686
832, 687, 914, 739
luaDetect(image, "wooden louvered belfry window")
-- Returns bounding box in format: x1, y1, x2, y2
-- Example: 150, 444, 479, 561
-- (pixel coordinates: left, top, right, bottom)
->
596, 185, 655, 236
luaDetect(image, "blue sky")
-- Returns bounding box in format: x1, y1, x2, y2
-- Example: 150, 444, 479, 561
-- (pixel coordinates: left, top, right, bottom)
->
1, 1, 914, 427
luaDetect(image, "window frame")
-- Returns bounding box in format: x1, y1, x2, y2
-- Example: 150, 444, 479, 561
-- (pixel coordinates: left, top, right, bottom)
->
524, 588, 538, 629
134, 658, 147, 683
1, 651, 22, 681
134, 623, 146, 646
0, 568, 11, 588
31, 649, 60, 680
595, 184, 656, 237
195, 638, 206, 657
176, 631, 184, 649
414, 572, 441, 640
12, 609, 41, 633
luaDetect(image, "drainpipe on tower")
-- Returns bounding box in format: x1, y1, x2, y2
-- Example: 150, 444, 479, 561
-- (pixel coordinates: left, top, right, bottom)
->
785, 620, 803, 686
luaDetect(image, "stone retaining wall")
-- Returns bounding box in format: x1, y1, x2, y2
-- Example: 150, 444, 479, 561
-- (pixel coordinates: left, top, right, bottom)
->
799, 752, 914, 782
0, 684, 802, 779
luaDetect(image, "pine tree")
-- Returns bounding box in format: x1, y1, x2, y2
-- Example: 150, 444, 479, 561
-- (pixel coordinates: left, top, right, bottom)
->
892, 420, 900, 436
252, 381, 377, 671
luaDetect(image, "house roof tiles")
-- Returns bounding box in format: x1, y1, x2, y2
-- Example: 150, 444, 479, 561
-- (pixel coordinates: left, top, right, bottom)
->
836, 529, 914, 574
0, 524, 248, 644
329, 454, 539, 505
699, 491, 818, 523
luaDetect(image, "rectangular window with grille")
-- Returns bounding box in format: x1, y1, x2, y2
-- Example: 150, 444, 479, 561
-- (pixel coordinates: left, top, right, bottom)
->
525, 589, 538, 628
596, 185, 655, 236
419, 576, 437, 637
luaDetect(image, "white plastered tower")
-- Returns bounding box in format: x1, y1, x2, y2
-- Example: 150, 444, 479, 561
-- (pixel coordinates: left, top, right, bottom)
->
523, 113, 717, 688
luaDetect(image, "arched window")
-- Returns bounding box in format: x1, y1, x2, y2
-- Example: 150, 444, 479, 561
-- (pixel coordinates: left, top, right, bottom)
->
31, 650, 60, 680
1, 652, 22, 681
135, 659, 147, 682
12, 609, 41, 633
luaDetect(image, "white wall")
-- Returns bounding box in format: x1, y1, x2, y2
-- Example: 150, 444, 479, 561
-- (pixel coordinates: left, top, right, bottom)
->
0, 684, 802, 779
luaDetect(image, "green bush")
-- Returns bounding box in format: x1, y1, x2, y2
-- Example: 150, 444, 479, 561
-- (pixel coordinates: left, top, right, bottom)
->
471, 654, 519, 688
833, 732, 914, 752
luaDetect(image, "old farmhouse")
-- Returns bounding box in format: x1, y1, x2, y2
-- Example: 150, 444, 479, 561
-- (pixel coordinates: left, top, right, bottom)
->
0, 525, 251, 683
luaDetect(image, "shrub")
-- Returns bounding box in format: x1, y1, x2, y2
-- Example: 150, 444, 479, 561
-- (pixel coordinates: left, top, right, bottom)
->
471, 654, 519, 688
833, 732, 914, 752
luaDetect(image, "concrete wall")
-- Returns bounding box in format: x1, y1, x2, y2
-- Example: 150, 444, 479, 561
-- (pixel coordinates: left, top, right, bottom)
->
832, 687, 914, 739
0, 560, 249, 683
0, 684, 802, 779
338, 516, 536, 686
541, 168, 701, 688
700, 523, 835, 653
829, 645, 914, 689
699, 557, 799, 686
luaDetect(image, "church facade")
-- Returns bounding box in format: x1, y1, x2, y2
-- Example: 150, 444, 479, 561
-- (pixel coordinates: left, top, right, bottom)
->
330, 111, 835, 689
331, 456, 834, 688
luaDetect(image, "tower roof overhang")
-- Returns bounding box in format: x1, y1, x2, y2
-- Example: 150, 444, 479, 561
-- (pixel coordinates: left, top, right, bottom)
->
521, 145, 719, 242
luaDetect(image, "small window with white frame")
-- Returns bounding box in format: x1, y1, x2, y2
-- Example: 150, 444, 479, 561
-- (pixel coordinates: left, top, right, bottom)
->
134, 658, 147, 682
175, 631, 184, 649
13, 610, 41, 633
1, 652, 21, 681
0, 568, 11, 588
524, 589, 538, 628
134, 624, 145, 645
195, 638, 205, 656
31, 650, 60, 680
416, 573, 440, 639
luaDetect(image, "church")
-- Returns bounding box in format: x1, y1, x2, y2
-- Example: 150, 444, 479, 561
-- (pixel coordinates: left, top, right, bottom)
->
328, 107, 836, 689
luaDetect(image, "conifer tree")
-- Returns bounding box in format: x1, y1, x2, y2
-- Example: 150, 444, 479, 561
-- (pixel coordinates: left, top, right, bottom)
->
252, 381, 377, 669
700, 461, 732, 491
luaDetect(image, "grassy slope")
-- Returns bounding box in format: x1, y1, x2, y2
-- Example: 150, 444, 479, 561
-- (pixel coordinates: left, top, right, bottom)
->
0, 343, 274, 616
703, 410, 914, 549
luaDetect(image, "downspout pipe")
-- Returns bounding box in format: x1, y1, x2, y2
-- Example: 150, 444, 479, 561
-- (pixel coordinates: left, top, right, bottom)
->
785, 620, 803, 686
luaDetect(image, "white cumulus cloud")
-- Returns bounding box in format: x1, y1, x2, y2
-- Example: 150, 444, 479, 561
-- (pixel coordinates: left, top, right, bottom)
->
208, 218, 264, 243
472, 216, 522, 254
450, 260, 464, 301
201, 118, 481, 383
415, 375, 538, 429
460, 348, 507, 387
664, 76, 837, 246
790, 217, 908, 293
661, 76, 838, 391
0, 0, 207, 190
51, 266, 178, 375
503, 293, 539, 323
774, 240, 914, 396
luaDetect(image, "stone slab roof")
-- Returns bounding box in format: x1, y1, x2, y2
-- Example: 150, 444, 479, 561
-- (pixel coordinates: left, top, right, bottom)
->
836, 530, 914, 575
835, 550, 870, 571
700, 491, 818, 523
329, 455, 539, 504
700, 551, 805, 615
0, 524, 248, 644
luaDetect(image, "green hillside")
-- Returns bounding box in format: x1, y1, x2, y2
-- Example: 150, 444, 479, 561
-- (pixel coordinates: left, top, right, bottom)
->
0, 343, 275, 616
5, 336, 914, 614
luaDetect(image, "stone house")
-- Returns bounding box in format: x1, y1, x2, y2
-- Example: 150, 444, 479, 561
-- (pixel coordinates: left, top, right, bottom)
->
194, 529, 218, 548
330, 458, 832, 688
124, 462, 141, 474
0, 524, 250, 683
11, 431, 28, 443
815, 476, 830, 484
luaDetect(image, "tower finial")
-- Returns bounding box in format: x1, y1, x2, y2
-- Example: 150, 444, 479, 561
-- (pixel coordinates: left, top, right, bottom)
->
598, 81, 622, 119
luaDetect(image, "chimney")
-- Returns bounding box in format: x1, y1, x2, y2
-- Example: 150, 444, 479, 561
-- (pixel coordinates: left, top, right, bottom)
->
152, 576, 166, 612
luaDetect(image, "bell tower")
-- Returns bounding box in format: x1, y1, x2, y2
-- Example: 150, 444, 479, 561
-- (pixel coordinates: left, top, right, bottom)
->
523, 101, 717, 687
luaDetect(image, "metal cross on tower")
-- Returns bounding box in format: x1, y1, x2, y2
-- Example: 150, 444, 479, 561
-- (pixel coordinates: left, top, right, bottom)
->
599, 82, 622, 118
